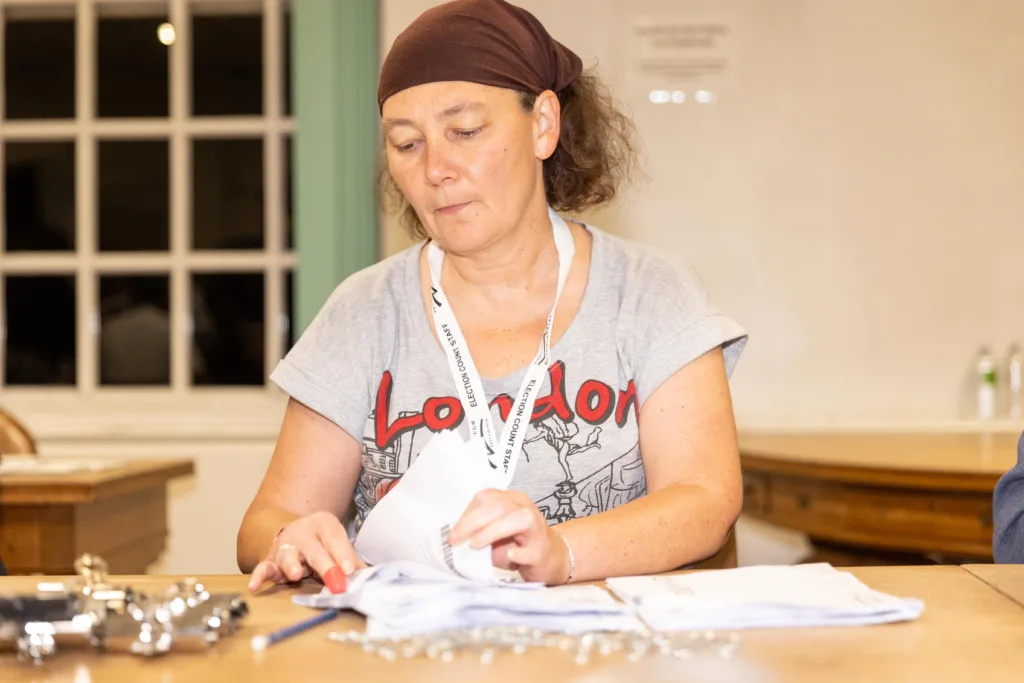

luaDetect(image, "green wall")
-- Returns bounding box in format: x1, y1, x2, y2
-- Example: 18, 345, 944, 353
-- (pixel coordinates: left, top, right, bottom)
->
292, 0, 380, 333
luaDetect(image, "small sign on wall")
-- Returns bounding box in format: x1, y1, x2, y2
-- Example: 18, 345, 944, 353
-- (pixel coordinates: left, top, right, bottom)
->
626, 13, 737, 101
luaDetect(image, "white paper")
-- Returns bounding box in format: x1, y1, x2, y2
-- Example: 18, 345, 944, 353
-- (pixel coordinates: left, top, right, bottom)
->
353, 430, 508, 582
606, 563, 924, 630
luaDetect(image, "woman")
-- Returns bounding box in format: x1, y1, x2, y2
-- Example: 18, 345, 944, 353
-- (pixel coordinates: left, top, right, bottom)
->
239, 0, 747, 590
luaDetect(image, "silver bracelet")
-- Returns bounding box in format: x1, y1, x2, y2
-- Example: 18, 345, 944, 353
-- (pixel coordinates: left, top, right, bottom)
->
557, 532, 575, 583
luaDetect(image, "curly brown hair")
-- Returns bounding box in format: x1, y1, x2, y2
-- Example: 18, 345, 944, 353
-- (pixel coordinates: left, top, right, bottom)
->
379, 69, 640, 239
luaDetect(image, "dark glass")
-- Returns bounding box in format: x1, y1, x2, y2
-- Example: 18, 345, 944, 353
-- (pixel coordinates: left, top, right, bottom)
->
284, 270, 294, 352
192, 273, 264, 385
284, 136, 293, 249
4, 275, 76, 385
99, 275, 170, 385
4, 142, 76, 251
4, 17, 75, 119
98, 140, 170, 251
192, 14, 262, 115
283, 9, 292, 115
97, 12, 170, 117
192, 139, 263, 250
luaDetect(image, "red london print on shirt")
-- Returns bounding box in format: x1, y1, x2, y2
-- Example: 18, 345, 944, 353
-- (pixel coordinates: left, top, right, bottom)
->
356, 360, 646, 527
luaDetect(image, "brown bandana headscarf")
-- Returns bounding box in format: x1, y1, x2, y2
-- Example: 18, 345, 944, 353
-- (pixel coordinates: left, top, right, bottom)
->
377, 0, 583, 112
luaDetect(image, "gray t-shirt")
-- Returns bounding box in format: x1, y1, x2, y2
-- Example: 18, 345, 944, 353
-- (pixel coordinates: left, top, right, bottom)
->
270, 223, 747, 530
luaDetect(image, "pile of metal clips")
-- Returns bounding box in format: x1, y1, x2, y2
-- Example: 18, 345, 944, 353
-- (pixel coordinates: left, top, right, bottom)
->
0, 554, 248, 664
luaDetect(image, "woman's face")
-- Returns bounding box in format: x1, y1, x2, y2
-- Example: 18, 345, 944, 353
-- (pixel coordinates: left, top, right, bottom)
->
382, 81, 559, 254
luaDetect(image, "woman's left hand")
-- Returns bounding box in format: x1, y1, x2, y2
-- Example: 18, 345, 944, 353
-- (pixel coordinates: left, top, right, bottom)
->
448, 489, 570, 585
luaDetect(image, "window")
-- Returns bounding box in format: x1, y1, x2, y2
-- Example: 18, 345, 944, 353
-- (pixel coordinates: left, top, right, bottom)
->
0, 0, 294, 436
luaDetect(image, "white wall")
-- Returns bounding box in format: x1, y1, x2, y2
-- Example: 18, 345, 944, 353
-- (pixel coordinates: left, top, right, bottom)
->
382, 0, 1024, 429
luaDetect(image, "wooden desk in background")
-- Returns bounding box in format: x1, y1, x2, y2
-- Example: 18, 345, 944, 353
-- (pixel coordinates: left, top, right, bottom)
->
740, 432, 1018, 564
1, 566, 1022, 681
0, 459, 194, 575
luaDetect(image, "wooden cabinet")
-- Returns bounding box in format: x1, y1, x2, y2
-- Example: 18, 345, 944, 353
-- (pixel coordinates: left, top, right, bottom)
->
739, 433, 1018, 563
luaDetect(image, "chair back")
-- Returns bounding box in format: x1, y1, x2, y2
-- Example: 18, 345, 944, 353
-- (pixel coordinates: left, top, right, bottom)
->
0, 407, 37, 455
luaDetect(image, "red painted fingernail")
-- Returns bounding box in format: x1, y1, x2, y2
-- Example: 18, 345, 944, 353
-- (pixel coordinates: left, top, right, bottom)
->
323, 565, 347, 594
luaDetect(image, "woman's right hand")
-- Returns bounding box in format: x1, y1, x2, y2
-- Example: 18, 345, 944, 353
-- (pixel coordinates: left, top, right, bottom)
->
247, 511, 366, 593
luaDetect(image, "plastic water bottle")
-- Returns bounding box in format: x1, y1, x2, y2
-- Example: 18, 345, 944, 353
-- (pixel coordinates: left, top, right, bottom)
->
1009, 344, 1023, 421
977, 346, 997, 421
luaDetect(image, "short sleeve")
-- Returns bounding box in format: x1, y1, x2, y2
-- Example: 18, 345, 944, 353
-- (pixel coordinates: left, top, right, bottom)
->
631, 255, 747, 409
269, 266, 398, 442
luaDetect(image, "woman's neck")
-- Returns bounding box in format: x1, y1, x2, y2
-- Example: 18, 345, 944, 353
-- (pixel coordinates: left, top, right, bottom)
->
441, 205, 558, 303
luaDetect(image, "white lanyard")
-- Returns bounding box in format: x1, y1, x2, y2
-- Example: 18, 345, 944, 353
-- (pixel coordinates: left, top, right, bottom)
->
427, 207, 575, 486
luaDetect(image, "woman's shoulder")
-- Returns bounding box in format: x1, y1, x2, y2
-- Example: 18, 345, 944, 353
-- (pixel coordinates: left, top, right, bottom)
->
582, 223, 747, 383
587, 225, 711, 301
320, 242, 421, 318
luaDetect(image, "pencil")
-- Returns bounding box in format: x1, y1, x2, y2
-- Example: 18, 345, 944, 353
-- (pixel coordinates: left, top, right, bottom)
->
250, 609, 340, 651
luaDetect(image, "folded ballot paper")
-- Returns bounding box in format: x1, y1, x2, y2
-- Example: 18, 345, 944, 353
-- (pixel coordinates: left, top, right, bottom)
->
606, 563, 924, 631
293, 561, 646, 639
353, 430, 510, 583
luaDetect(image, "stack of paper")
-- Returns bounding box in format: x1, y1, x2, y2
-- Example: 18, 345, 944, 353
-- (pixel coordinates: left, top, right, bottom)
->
606, 563, 924, 630
294, 561, 646, 639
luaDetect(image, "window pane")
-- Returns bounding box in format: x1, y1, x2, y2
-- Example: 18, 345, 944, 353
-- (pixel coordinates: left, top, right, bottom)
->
283, 8, 292, 116
4, 16, 75, 119
192, 272, 264, 386
284, 135, 293, 249
4, 142, 76, 251
100, 275, 170, 385
4, 275, 76, 385
99, 140, 170, 251
192, 13, 262, 115
193, 139, 263, 250
98, 9, 170, 118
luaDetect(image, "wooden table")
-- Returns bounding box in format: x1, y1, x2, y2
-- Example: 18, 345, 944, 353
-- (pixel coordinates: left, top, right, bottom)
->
0, 459, 194, 575
963, 563, 1024, 606
1, 566, 1023, 681
740, 432, 1019, 564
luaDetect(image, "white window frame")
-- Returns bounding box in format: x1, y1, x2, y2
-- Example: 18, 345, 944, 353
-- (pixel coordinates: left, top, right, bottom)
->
0, 0, 293, 444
